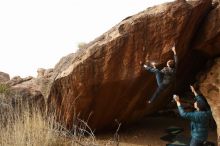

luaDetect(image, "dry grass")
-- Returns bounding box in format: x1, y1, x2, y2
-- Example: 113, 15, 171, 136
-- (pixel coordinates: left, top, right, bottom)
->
0, 107, 99, 146
0, 93, 100, 146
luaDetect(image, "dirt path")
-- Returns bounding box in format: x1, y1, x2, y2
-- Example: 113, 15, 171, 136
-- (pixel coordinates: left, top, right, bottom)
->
97, 116, 217, 146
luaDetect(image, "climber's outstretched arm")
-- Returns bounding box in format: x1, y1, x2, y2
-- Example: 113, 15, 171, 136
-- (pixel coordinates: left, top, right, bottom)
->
173, 94, 199, 121
143, 64, 160, 73
190, 85, 199, 97
172, 46, 178, 69
190, 85, 206, 102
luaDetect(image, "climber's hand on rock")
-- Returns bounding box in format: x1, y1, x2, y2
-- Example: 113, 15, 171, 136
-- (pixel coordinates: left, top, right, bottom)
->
146, 54, 150, 60
172, 46, 176, 55
151, 62, 156, 68
140, 61, 143, 65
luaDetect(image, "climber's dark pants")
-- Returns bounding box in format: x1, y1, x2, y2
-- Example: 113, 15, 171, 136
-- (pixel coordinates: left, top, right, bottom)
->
149, 71, 168, 103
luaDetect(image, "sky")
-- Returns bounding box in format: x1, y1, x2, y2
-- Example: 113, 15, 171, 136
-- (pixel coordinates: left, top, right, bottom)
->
0, 0, 173, 78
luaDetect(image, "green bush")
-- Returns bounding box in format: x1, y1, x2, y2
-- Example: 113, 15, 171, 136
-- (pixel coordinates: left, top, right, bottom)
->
78, 42, 87, 49
0, 83, 10, 95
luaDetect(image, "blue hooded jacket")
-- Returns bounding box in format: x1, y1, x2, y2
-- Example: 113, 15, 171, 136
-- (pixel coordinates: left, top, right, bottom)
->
177, 95, 212, 141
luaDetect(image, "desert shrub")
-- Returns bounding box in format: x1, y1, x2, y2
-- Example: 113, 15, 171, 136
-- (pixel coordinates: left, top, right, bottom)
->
78, 42, 87, 50
0, 83, 10, 95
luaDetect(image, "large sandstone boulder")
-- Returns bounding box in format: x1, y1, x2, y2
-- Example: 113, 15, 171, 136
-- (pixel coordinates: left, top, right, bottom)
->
37, 68, 53, 78
47, 0, 212, 130
193, 3, 220, 57
0, 72, 10, 83
198, 58, 220, 145
10, 74, 53, 108
10, 80, 45, 110
6, 76, 33, 86
37, 68, 46, 78
0, 82, 44, 113
0, 75, 49, 124
2, 74, 52, 111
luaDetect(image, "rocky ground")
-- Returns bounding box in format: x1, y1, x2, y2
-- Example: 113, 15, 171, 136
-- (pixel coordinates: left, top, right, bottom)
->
97, 115, 217, 146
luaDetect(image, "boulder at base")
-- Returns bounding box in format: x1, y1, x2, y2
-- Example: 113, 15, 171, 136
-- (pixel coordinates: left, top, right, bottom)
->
198, 58, 220, 144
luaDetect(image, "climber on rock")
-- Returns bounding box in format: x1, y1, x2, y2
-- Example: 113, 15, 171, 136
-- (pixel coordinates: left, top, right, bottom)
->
173, 85, 212, 146
142, 45, 177, 103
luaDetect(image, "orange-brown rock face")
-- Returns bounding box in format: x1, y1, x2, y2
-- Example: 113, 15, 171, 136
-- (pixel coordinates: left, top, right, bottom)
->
199, 58, 220, 145
193, 4, 220, 57
48, 0, 212, 130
